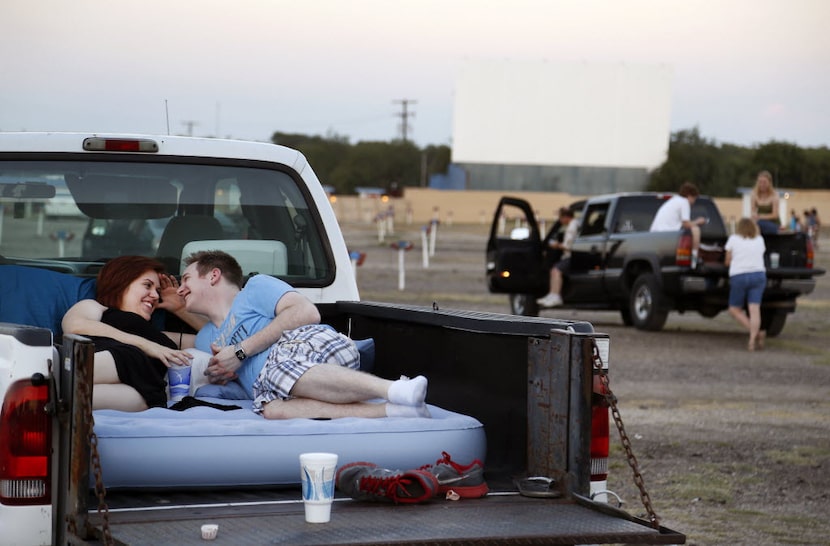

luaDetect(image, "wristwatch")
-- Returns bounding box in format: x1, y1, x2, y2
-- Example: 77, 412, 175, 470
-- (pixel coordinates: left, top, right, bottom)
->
234, 342, 247, 361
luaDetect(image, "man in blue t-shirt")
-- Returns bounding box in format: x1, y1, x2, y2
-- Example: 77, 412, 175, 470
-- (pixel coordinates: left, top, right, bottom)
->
178, 250, 429, 419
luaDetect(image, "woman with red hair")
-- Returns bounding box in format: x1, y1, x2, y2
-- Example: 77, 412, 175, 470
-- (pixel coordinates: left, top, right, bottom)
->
63, 256, 205, 411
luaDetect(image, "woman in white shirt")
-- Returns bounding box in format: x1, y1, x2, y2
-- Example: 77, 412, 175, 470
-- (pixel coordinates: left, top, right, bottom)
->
724, 218, 767, 351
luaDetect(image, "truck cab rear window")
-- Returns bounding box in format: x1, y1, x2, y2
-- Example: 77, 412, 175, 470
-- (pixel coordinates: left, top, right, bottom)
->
0, 160, 333, 285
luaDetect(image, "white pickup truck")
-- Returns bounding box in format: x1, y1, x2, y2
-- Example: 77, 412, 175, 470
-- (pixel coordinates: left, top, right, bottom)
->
0, 133, 683, 545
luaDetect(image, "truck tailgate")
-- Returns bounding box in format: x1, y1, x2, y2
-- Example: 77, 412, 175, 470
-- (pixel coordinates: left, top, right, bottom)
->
87, 492, 684, 545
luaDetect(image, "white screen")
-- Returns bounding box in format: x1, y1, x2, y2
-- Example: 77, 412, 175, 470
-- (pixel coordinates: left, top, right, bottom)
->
452, 60, 673, 169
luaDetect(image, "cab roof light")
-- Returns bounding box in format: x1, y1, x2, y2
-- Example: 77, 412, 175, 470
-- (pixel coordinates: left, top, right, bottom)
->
82, 137, 159, 153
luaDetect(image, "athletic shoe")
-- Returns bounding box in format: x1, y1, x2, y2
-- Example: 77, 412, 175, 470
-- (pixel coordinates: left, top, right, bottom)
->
536, 293, 563, 308
336, 462, 439, 504
420, 451, 489, 498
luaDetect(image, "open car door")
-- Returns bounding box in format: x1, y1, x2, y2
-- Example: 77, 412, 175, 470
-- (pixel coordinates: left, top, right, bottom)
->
486, 196, 547, 296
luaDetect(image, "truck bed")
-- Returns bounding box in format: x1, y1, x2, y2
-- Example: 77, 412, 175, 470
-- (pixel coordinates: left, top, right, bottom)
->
86, 489, 684, 545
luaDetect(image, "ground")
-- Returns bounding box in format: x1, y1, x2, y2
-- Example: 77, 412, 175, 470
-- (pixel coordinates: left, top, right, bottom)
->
342, 220, 830, 546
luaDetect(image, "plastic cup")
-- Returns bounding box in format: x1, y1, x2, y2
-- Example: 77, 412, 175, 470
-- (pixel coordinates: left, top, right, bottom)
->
299, 452, 338, 523
769, 252, 780, 268
167, 365, 192, 402
200, 523, 218, 540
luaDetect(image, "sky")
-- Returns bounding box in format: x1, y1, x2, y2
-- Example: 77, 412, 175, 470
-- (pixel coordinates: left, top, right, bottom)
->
1, 0, 828, 149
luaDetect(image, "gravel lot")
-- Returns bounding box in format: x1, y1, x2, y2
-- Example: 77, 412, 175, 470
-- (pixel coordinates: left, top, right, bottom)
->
343, 220, 830, 546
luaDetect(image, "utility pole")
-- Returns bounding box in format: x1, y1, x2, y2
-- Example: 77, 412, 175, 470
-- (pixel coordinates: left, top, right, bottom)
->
393, 99, 416, 143
181, 120, 199, 137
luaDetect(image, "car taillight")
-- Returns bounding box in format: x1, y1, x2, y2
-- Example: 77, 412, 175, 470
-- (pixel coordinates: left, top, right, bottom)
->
591, 385, 610, 482
0, 379, 52, 506
676, 231, 692, 267
806, 238, 814, 269
591, 336, 610, 483
82, 137, 159, 153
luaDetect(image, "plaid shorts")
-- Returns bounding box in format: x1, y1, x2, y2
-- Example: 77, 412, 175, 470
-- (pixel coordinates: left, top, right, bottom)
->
252, 324, 360, 413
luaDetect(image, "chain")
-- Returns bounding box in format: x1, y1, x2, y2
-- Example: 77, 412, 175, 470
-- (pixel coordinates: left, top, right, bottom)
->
76, 352, 113, 545
591, 340, 660, 529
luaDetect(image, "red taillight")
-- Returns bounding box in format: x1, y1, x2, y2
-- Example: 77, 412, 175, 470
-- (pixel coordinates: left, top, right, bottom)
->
82, 137, 159, 153
0, 380, 52, 506
806, 238, 815, 269
591, 379, 610, 482
591, 336, 610, 483
676, 231, 692, 267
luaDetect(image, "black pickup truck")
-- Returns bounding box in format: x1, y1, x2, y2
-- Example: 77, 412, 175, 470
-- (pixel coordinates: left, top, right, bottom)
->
487, 193, 824, 335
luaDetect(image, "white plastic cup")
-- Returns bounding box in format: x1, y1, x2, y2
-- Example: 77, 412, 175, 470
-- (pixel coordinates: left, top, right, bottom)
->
200, 523, 218, 540
167, 365, 192, 402
769, 252, 780, 268
299, 452, 338, 523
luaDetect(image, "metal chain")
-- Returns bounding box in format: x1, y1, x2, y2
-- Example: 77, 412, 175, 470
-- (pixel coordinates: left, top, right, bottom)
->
76, 354, 113, 545
591, 340, 660, 529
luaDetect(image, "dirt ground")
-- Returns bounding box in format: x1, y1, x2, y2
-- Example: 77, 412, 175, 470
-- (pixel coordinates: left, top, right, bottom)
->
342, 220, 830, 546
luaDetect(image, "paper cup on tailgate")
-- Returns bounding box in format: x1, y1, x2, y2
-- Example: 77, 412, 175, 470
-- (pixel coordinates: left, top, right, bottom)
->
299, 452, 338, 523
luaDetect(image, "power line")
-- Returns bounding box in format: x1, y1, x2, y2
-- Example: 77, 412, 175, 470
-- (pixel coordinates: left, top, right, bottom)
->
393, 99, 416, 143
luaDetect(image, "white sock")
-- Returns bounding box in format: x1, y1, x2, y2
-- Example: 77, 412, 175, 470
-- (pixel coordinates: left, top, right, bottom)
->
387, 375, 428, 406
386, 403, 431, 418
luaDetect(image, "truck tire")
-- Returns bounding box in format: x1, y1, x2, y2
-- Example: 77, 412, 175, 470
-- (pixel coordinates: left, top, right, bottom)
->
619, 304, 634, 326
761, 309, 787, 337
510, 294, 540, 317
629, 273, 669, 331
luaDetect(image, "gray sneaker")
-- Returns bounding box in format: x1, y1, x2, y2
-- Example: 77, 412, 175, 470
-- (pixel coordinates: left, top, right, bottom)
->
336, 462, 439, 504
420, 451, 489, 498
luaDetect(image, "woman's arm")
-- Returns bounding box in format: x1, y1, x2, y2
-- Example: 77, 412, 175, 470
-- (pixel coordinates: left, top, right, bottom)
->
62, 299, 193, 367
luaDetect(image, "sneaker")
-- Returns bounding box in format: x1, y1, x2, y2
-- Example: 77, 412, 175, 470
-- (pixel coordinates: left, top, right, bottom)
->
536, 293, 563, 308
336, 462, 439, 504
420, 451, 489, 498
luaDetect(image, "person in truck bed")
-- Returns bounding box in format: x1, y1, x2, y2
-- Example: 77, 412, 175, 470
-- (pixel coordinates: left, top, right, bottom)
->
751, 170, 781, 235
177, 250, 430, 419
62, 256, 208, 411
649, 181, 707, 266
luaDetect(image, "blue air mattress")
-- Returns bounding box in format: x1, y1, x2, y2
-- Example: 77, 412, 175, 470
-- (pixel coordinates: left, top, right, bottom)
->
92, 400, 486, 489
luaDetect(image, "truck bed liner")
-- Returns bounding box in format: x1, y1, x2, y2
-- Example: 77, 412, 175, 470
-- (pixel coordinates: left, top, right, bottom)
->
87, 492, 684, 545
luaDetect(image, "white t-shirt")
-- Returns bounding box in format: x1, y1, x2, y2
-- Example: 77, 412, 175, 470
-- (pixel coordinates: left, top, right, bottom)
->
724, 234, 766, 277
561, 218, 580, 258
649, 195, 690, 232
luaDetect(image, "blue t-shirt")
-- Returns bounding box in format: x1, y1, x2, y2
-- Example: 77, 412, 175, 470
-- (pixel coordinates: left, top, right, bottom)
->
195, 275, 295, 395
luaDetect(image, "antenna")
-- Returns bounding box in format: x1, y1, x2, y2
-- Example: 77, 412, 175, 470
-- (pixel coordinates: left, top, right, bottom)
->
165, 100, 170, 135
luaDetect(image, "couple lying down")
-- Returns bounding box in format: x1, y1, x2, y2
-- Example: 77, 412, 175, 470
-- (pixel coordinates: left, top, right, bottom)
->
61, 252, 429, 420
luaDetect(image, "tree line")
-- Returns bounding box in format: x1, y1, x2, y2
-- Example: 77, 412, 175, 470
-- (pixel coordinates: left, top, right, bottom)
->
647, 127, 830, 196
273, 128, 829, 197
271, 131, 450, 195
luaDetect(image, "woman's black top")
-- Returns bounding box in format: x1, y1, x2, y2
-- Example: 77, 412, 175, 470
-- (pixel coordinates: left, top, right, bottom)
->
91, 308, 176, 408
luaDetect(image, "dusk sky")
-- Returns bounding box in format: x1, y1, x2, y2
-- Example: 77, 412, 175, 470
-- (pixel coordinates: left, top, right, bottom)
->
2, 0, 828, 149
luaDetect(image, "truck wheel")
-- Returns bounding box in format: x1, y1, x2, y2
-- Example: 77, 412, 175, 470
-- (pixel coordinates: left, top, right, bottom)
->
761, 309, 787, 337
629, 273, 669, 331
510, 294, 540, 317
619, 305, 634, 326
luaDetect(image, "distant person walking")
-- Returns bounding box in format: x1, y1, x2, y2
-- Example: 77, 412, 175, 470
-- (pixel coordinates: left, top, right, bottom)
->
806, 207, 821, 249
750, 170, 780, 235
724, 218, 767, 351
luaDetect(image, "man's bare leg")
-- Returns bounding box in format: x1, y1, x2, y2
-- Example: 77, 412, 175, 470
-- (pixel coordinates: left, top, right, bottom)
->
290, 363, 427, 406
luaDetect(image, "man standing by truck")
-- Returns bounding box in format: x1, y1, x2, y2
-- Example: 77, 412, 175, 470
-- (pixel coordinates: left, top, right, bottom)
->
650, 181, 707, 267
